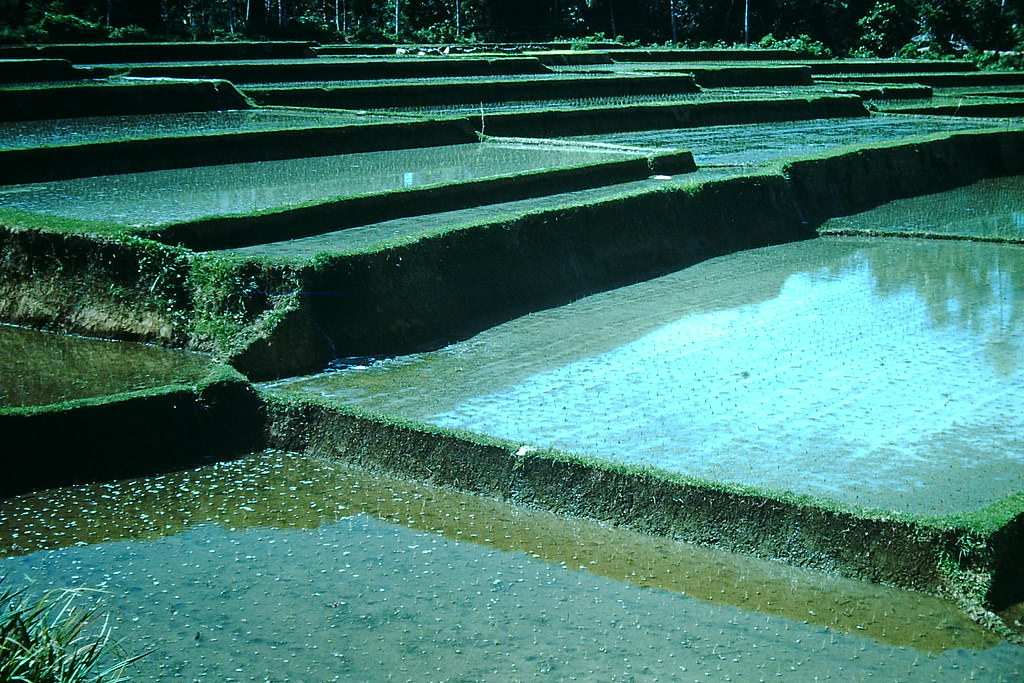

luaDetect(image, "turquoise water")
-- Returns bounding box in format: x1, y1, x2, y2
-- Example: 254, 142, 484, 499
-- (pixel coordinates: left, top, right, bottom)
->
1, 452, 1019, 681
266, 235, 1024, 516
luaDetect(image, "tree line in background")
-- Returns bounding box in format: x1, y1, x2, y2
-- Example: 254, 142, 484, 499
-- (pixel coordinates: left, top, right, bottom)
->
1, 0, 1022, 59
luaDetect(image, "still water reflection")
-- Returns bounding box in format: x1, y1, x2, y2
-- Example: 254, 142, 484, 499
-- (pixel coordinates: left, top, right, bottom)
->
0, 324, 216, 407
1, 452, 1020, 681
267, 236, 1024, 516
0, 142, 635, 226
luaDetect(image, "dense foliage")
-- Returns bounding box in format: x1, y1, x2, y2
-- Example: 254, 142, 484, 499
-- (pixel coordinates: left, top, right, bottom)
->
0, 0, 1022, 58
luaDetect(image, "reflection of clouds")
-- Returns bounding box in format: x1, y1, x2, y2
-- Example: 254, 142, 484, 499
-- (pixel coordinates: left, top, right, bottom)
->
430, 244, 1024, 515
860, 239, 1022, 377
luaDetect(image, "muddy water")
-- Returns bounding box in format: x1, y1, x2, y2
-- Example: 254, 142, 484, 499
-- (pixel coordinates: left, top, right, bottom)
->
821, 176, 1024, 242
0, 109, 403, 150
267, 236, 1024, 516
0, 324, 216, 407
2, 451, 1021, 681
574, 114, 1007, 170
0, 141, 635, 226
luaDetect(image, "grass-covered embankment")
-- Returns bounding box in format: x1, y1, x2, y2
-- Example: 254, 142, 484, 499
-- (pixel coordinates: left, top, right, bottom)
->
0, 94, 862, 185
474, 93, 866, 137
149, 149, 696, 250
1, 128, 1022, 379
0, 365, 262, 496
261, 392, 1024, 631
0, 79, 251, 122
0, 115, 479, 185
121, 56, 552, 83
0, 40, 316, 63
244, 73, 701, 109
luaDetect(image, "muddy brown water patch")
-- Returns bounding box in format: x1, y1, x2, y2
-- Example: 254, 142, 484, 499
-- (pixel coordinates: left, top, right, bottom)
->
0, 323, 217, 407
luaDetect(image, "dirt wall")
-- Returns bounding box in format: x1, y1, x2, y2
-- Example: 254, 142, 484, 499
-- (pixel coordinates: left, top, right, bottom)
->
0, 117, 479, 185
0, 80, 251, 122
0, 374, 262, 496
246, 73, 701, 109
262, 397, 1015, 606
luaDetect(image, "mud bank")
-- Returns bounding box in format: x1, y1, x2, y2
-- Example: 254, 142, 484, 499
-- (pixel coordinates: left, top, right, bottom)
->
0, 367, 261, 496
262, 396, 1024, 620
123, 56, 551, 83
0, 79, 251, 122
0, 40, 316, 63
245, 73, 701, 110
1, 129, 1022, 379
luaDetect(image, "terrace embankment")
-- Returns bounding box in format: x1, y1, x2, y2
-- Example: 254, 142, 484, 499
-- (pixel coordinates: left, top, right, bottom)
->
0, 40, 316, 63
0, 365, 261, 497
1, 128, 1022, 379
121, 56, 552, 82
0, 94, 860, 185
244, 73, 701, 109
0, 116, 480, 185
261, 396, 1024, 624
0, 79, 251, 122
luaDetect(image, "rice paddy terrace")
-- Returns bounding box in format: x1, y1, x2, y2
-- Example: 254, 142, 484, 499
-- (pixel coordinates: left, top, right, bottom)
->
1, 41, 1023, 680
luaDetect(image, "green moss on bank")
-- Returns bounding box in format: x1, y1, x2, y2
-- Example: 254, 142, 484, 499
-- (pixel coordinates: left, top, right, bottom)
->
260, 390, 1024, 618
0, 365, 262, 496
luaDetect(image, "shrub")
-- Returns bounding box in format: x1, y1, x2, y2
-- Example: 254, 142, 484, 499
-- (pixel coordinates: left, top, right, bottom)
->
108, 25, 150, 42
0, 578, 144, 682
757, 33, 832, 58
33, 13, 109, 43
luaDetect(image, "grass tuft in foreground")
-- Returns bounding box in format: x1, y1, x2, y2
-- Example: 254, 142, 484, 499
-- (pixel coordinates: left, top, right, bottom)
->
0, 577, 145, 682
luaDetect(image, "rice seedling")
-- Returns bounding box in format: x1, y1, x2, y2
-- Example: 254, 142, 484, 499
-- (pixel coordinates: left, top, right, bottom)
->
0, 577, 146, 683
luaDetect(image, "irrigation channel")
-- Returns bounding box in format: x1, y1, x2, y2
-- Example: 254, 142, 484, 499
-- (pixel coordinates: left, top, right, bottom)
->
1, 45, 1024, 680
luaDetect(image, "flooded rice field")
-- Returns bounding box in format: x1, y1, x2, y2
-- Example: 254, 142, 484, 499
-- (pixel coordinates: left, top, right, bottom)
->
0, 324, 216, 407
0, 108, 406, 150
821, 176, 1024, 242
267, 229, 1024, 516
2, 451, 1021, 681
0, 141, 635, 226
574, 114, 1009, 169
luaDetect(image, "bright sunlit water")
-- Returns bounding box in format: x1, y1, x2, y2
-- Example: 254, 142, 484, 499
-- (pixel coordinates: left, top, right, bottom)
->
266, 233, 1024, 516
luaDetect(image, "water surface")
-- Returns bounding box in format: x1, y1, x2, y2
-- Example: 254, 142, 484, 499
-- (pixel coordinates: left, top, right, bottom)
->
1, 451, 1019, 681
821, 176, 1024, 242
0, 324, 216, 407
0, 141, 635, 226
0, 108, 405, 150
574, 114, 1006, 170
266, 236, 1024, 516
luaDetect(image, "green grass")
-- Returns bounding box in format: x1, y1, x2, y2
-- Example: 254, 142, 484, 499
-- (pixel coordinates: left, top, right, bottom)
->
0, 577, 146, 682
